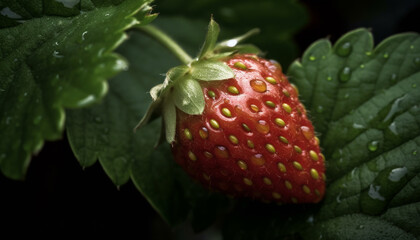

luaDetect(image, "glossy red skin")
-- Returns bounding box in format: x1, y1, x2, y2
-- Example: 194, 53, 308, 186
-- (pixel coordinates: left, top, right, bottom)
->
172, 54, 325, 203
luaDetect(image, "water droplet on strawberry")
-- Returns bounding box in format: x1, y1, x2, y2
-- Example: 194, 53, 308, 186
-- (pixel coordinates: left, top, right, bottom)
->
250, 79, 267, 93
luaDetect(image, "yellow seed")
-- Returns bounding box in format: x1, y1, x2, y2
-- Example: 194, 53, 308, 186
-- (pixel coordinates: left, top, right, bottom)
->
209, 119, 220, 129
279, 136, 289, 144
250, 104, 259, 112
222, 107, 232, 117
315, 136, 320, 145
234, 61, 247, 70
292, 161, 303, 170
277, 162, 286, 172
309, 150, 319, 161
265, 101, 276, 108
294, 145, 302, 154
314, 189, 321, 196
204, 151, 213, 158
272, 192, 282, 199
199, 127, 209, 139
228, 86, 240, 95
188, 151, 197, 161
320, 153, 326, 161
282, 103, 292, 113
243, 177, 253, 186
283, 90, 290, 97
285, 180, 292, 189
242, 123, 251, 132
265, 144, 276, 153
291, 197, 298, 203
237, 160, 248, 170
229, 135, 239, 145
263, 177, 272, 185
291, 83, 299, 95
184, 128, 192, 140
274, 118, 285, 127
322, 173, 326, 181
310, 168, 319, 180
207, 90, 216, 98
302, 185, 311, 194
265, 76, 277, 84
247, 140, 255, 148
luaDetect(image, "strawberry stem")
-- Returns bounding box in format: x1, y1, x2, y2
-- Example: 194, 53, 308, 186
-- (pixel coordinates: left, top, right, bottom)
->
137, 25, 193, 65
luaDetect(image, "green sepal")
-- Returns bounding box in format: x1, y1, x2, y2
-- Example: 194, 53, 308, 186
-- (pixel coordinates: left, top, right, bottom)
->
198, 18, 220, 59
134, 98, 162, 132
135, 4, 158, 26
191, 60, 235, 81
163, 65, 190, 89
216, 28, 260, 49
173, 77, 205, 115
162, 94, 177, 143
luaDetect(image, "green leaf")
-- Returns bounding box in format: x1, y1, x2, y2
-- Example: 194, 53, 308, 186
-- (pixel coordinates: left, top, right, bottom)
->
223, 29, 420, 239
0, 0, 150, 179
173, 77, 205, 115
66, 17, 228, 226
198, 18, 220, 59
191, 60, 234, 81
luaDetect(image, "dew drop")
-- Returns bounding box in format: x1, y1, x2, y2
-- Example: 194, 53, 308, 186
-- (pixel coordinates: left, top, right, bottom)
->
337, 42, 352, 57
256, 120, 270, 134
368, 140, 379, 152
250, 153, 265, 166
250, 79, 267, 93
388, 167, 408, 182
53, 50, 64, 58
214, 146, 229, 158
82, 31, 88, 41
309, 55, 316, 61
339, 67, 352, 82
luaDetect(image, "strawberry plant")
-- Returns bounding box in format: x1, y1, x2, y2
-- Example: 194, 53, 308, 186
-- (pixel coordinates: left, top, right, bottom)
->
1, 0, 420, 239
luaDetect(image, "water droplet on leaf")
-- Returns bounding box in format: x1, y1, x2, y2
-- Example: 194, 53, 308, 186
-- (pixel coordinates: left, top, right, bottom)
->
337, 42, 352, 57
368, 141, 379, 152
339, 67, 351, 82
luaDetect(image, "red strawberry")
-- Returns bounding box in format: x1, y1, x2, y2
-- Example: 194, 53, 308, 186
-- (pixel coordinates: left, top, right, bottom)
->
136, 19, 325, 204
172, 54, 325, 203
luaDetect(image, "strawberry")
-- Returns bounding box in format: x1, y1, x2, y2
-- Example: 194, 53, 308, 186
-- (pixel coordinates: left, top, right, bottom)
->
136, 19, 325, 204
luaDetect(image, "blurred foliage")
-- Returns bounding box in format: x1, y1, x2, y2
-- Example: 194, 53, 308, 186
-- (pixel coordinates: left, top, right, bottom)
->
153, 0, 309, 67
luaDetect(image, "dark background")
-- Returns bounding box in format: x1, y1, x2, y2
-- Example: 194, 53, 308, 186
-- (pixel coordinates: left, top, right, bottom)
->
1, 0, 419, 238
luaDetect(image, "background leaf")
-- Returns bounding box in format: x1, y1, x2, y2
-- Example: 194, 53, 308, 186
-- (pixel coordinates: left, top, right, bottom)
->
0, 0, 150, 179
153, 0, 308, 66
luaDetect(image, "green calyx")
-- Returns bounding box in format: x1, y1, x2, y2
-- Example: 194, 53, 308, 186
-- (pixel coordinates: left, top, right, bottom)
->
135, 18, 260, 143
